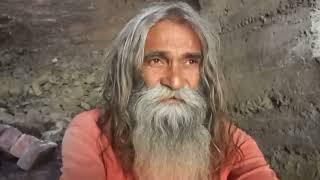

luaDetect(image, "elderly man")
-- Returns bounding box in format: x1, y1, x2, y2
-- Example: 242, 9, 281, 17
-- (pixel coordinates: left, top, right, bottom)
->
60, 2, 278, 180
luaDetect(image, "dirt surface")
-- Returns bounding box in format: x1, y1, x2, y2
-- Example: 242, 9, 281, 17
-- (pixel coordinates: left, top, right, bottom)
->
0, 0, 319, 179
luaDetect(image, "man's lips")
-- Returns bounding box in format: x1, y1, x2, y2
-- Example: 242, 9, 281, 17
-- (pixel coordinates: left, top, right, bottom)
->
161, 97, 184, 103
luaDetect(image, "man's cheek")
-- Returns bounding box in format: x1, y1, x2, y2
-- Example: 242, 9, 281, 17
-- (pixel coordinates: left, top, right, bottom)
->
184, 69, 200, 89
142, 71, 160, 88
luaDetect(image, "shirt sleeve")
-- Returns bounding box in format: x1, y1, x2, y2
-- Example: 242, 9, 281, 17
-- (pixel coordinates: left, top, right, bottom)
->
228, 128, 279, 180
59, 112, 106, 180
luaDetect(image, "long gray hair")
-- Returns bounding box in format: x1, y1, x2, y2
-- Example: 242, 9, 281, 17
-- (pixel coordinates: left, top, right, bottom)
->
97, 1, 240, 178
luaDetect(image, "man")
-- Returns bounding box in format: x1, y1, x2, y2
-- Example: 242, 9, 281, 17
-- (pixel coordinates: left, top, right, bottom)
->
60, 2, 278, 180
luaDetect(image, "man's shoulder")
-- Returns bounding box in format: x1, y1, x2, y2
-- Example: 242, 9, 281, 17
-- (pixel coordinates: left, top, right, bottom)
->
229, 123, 261, 155
66, 109, 102, 136
228, 124, 267, 166
232, 126, 253, 146
69, 109, 100, 125
225, 125, 278, 179
61, 109, 107, 154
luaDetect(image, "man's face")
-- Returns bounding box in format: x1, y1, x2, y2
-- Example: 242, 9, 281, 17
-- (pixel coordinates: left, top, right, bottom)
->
142, 19, 202, 94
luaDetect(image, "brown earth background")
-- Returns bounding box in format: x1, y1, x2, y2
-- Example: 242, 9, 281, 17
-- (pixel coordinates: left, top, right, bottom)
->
0, 0, 319, 179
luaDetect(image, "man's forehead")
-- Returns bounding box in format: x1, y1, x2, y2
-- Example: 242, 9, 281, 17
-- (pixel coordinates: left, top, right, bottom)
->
144, 19, 202, 53
148, 17, 195, 34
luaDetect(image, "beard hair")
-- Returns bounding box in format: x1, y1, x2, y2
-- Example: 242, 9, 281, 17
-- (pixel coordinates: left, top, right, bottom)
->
129, 85, 211, 180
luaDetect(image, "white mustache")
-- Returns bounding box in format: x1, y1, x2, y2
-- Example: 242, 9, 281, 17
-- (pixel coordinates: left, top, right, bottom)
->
133, 84, 206, 108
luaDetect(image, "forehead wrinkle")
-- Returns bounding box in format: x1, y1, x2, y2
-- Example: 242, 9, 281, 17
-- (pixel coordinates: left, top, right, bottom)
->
144, 19, 202, 59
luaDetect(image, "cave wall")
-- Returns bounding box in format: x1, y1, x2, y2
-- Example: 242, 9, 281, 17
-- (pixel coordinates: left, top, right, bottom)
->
202, 0, 320, 179
0, 0, 319, 179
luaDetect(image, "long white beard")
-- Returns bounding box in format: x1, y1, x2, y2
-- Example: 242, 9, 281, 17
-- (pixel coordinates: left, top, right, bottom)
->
129, 85, 211, 180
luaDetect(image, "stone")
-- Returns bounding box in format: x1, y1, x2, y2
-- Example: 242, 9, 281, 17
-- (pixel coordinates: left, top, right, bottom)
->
84, 73, 96, 84
51, 57, 58, 63
0, 124, 10, 134
37, 73, 50, 85
17, 140, 57, 171
9, 134, 39, 158
41, 119, 60, 141
25, 109, 42, 123
29, 72, 51, 96
8, 81, 23, 96
41, 128, 63, 142
0, 107, 7, 113
42, 119, 67, 142
48, 75, 59, 84
80, 102, 91, 110
315, 57, 320, 64
0, 125, 22, 153
42, 82, 52, 91
0, 110, 14, 124
31, 81, 42, 96
69, 86, 85, 99
73, 80, 81, 86
70, 35, 88, 44
259, 15, 267, 24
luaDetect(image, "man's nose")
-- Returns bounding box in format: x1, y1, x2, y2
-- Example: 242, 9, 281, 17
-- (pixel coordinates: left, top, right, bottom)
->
160, 65, 185, 90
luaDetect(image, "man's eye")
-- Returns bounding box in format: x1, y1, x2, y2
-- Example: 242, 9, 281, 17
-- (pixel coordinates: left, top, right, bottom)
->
148, 57, 164, 65
187, 59, 199, 64
151, 58, 161, 63
144, 56, 166, 67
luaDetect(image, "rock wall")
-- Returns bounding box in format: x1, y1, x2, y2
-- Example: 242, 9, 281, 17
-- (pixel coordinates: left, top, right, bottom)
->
206, 0, 320, 179
0, 0, 319, 179
312, 1, 320, 58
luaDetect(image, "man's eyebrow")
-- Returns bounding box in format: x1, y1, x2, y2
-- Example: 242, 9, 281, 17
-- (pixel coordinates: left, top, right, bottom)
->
183, 52, 203, 60
144, 51, 168, 60
143, 51, 203, 61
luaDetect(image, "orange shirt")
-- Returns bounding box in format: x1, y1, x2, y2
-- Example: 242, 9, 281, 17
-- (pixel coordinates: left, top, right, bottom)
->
60, 109, 278, 180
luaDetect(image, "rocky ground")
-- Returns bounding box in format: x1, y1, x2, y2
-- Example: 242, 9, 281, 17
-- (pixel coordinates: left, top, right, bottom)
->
0, 0, 319, 179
